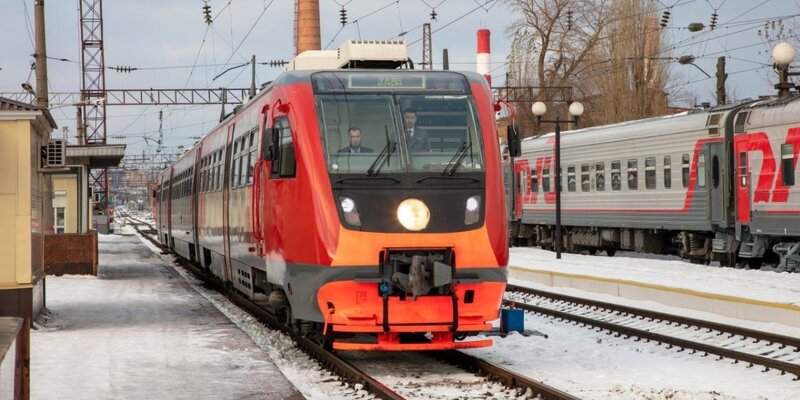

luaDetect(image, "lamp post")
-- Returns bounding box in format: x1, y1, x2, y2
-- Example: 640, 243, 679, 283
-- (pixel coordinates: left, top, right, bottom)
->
772, 42, 798, 98
531, 101, 584, 259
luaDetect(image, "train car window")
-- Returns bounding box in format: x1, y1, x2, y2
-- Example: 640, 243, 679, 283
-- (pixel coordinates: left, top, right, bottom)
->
611, 161, 621, 191
580, 163, 590, 192
645, 157, 656, 190
567, 165, 576, 192
542, 168, 551, 192
247, 130, 257, 185
712, 155, 721, 188
739, 152, 747, 187
233, 139, 242, 188
682, 154, 690, 188
627, 159, 638, 190
595, 162, 605, 191
663, 156, 672, 189
531, 171, 539, 193
697, 154, 706, 188
520, 169, 528, 195
782, 144, 795, 186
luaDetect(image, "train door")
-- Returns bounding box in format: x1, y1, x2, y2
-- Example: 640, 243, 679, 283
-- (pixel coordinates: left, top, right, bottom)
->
706, 142, 727, 225
736, 150, 751, 223
191, 146, 202, 262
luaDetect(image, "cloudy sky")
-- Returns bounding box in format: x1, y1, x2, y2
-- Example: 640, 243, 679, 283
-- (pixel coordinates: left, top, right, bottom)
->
1, 0, 798, 158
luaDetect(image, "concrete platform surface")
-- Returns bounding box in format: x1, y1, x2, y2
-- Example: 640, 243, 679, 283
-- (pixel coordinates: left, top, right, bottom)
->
31, 234, 302, 400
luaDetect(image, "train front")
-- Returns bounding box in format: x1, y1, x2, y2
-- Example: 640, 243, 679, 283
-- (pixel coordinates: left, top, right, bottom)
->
310, 70, 508, 350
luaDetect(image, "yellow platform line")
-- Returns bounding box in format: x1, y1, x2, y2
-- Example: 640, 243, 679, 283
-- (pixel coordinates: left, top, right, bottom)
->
509, 265, 800, 312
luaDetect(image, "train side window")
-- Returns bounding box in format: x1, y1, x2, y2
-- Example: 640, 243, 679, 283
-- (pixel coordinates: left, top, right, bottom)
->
542, 168, 551, 192
567, 165, 576, 192
645, 157, 656, 189
520, 169, 528, 195
627, 159, 638, 190
782, 144, 795, 186
682, 154, 690, 188
611, 160, 621, 191
595, 162, 605, 191
531, 170, 539, 193
247, 129, 257, 185
273, 117, 296, 178
663, 156, 671, 189
580, 163, 590, 192
697, 153, 706, 188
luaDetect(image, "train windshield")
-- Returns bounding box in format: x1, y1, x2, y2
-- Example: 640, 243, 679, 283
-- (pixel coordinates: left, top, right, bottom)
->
314, 72, 484, 175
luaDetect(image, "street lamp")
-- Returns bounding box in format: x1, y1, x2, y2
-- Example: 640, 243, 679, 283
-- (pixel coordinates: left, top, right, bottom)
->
531, 101, 584, 259
772, 42, 798, 98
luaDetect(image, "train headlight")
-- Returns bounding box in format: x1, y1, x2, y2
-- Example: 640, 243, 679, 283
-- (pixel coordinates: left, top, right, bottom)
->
465, 195, 481, 225
339, 196, 361, 226
397, 198, 430, 231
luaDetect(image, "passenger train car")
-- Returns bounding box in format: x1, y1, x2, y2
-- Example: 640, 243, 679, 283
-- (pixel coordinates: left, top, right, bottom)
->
509, 96, 800, 271
154, 43, 508, 350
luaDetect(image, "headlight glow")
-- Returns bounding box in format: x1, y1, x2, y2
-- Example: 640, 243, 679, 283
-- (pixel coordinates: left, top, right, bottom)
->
340, 197, 356, 213
464, 195, 481, 225
396, 198, 430, 231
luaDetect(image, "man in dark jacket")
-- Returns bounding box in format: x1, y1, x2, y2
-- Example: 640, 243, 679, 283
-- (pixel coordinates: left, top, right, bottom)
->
337, 127, 373, 153
403, 109, 431, 152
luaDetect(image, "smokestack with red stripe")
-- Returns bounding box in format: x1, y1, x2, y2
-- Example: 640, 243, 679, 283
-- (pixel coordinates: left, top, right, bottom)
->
476, 29, 491, 86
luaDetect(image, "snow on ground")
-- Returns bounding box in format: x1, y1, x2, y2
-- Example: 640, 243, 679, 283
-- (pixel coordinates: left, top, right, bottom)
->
31, 233, 364, 400
510, 247, 800, 306
465, 311, 800, 400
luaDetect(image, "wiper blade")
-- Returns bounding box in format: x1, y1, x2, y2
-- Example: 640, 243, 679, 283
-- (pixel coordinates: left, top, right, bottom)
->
442, 141, 471, 176
367, 126, 397, 177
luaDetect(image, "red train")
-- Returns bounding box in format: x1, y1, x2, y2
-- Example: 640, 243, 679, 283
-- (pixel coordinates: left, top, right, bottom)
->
153, 47, 508, 350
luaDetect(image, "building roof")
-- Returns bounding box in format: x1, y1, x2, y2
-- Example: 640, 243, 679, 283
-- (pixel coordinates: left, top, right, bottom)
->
0, 96, 58, 129
66, 144, 126, 168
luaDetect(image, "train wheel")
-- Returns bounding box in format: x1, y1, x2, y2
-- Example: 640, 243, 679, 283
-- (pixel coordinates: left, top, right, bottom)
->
746, 258, 763, 269
587, 249, 597, 256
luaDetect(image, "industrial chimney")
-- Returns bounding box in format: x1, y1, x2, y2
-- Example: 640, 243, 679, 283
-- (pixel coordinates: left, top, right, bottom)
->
476, 29, 491, 86
295, 0, 321, 55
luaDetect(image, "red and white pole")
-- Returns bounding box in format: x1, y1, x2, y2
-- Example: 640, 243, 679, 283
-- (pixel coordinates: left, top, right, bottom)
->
477, 29, 491, 86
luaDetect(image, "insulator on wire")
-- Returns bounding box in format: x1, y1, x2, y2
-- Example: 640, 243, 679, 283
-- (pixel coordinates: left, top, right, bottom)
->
339, 7, 347, 26
566, 8, 573, 30
202, 3, 212, 25
660, 9, 671, 28
266, 60, 288, 67
430, 9, 437, 21
710, 11, 718, 30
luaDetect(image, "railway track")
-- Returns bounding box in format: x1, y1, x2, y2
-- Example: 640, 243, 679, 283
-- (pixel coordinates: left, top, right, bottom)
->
121, 215, 577, 400
506, 283, 800, 380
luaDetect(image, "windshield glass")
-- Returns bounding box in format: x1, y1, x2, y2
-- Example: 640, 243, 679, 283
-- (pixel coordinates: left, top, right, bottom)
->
316, 92, 484, 174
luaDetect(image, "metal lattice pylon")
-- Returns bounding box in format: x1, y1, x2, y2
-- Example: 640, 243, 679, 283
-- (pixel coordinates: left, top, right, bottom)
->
80, 0, 110, 211
422, 23, 432, 69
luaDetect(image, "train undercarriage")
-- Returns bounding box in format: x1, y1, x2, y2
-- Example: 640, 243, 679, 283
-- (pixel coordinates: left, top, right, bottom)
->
510, 222, 800, 272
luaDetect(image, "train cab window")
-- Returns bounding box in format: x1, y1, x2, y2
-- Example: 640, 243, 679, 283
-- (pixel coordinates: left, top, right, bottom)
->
542, 168, 551, 192
645, 157, 656, 190
697, 154, 706, 188
782, 144, 795, 186
682, 153, 690, 188
663, 155, 672, 189
567, 165, 576, 192
272, 117, 296, 178
627, 159, 638, 190
580, 163, 590, 192
595, 162, 605, 191
611, 160, 621, 191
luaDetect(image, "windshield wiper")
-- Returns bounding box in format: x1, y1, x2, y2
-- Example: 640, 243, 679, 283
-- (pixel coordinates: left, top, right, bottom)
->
442, 141, 471, 176
367, 126, 397, 177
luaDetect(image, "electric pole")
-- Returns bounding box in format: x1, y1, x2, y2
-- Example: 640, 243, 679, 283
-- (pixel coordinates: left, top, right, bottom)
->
34, 0, 49, 109
716, 56, 727, 105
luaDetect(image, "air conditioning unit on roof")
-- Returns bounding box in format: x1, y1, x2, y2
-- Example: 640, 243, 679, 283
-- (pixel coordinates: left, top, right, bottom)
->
43, 139, 66, 168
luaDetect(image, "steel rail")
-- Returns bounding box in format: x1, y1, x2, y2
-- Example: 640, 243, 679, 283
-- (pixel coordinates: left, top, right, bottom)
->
123, 216, 581, 399
125, 216, 403, 400
506, 284, 800, 379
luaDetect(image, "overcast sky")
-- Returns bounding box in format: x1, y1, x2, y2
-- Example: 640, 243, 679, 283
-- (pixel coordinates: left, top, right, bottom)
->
1, 0, 798, 158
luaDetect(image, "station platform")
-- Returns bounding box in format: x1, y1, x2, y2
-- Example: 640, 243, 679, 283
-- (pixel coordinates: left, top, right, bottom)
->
509, 248, 800, 334
31, 233, 302, 400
